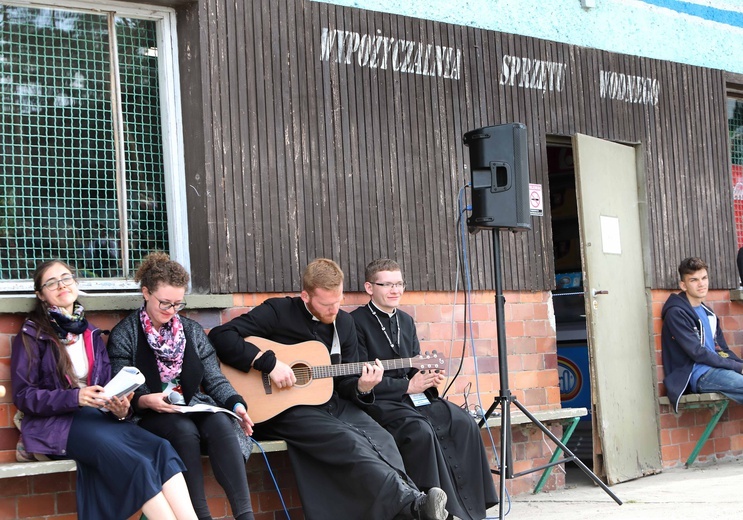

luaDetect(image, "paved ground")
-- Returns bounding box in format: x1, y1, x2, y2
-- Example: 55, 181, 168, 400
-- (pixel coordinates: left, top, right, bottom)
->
483, 458, 743, 519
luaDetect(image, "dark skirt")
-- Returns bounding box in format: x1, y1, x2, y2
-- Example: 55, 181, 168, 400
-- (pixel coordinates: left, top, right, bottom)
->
66, 407, 186, 520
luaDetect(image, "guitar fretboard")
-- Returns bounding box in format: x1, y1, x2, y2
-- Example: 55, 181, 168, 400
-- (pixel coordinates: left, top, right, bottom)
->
312, 358, 416, 379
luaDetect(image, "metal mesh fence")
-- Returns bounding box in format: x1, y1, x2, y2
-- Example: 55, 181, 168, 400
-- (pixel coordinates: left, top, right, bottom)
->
117, 17, 169, 276
0, 6, 168, 283
730, 97, 743, 249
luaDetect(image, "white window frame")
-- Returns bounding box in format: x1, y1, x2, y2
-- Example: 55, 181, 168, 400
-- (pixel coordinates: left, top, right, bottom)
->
0, 0, 189, 292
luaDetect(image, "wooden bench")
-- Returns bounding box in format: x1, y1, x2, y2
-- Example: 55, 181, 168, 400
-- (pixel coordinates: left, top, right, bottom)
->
0, 439, 289, 480
3, 407, 586, 486
658, 392, 729, 467
483, 407, 588, 493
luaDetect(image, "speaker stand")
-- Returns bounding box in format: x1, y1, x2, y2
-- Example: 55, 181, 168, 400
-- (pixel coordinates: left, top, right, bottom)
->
480, 229, 622, 520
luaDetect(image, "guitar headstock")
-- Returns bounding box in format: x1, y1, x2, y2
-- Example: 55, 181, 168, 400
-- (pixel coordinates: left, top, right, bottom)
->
411, 350, 445, 371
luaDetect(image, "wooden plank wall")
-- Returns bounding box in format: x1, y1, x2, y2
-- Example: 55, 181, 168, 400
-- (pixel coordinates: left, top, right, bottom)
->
180, 0, 736, 293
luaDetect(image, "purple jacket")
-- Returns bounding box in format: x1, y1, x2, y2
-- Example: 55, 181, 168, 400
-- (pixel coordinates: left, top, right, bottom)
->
11, 319, 110, 456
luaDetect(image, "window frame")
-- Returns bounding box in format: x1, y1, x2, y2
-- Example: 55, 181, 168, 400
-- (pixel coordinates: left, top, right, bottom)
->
728, 77, 743, 251
0, 0, 189, 292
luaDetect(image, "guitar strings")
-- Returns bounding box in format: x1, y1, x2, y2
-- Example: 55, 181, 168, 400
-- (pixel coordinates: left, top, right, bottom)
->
288, 353, 443, 382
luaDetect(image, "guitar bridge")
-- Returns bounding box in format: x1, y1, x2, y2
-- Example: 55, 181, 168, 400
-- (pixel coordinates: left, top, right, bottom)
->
262, 372, 272, 394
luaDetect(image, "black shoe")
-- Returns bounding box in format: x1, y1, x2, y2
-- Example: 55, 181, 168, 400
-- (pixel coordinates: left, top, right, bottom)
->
415, 487, 448, 520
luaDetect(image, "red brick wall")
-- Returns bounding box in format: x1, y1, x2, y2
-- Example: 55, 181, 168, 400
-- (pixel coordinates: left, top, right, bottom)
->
652, 289, 743, 467
0, 312, 24, 465
0, 289, 565, 518
0, 471, 76, 520
0, 453, 302, 520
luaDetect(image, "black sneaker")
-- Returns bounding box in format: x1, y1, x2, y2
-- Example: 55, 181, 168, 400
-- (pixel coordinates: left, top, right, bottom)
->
415, 487, 448, 520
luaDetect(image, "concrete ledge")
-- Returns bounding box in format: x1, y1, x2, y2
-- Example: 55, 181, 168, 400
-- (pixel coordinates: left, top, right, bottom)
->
485, 407, 587, 428
658, 393, 727, 406
0, 440, 288, 479
0, 293, 234, 314
0, 460, 76, 479
251, 439, 288, 453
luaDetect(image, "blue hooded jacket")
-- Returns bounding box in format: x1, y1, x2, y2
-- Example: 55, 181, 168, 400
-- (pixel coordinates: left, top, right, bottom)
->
661, 292, 743, 413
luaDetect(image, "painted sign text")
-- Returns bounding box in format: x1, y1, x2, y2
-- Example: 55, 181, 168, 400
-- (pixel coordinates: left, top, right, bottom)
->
320, 27, 461, 80
499, 55, 566, 92
599, 70, 659, 106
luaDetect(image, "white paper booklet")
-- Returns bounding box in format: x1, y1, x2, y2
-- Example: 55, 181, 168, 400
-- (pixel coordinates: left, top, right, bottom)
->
103, 366, 145, 399
173, 403, 242, 421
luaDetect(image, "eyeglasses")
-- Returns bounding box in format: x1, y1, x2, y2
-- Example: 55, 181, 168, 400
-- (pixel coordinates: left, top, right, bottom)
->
151, 294, 187, 312
373, 282, 406, 289
41, 274, 77, 291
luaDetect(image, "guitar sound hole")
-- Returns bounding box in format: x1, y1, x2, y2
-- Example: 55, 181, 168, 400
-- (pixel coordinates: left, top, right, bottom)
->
292, 363, 312, 386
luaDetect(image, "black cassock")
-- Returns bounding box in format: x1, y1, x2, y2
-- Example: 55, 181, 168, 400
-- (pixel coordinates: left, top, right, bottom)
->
208, 296, 422, 520
351, 301, 499, 520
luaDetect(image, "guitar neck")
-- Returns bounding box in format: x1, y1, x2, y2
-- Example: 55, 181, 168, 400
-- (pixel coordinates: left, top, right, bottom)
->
312, 358, 414, 379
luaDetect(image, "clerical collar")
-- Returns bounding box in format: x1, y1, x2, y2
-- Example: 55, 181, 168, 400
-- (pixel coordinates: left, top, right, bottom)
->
369, 300, 397, 318
367, 301, 399, 353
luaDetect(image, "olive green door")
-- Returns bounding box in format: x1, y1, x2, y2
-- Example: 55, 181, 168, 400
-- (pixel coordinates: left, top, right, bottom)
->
573, 133, 662, 484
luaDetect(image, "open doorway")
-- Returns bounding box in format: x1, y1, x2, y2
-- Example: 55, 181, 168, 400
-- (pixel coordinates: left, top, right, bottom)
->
547, 141, 594, 474
548, 134, 662, 485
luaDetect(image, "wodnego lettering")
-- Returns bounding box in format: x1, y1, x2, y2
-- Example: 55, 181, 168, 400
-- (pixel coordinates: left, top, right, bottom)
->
599, 70, 659, 105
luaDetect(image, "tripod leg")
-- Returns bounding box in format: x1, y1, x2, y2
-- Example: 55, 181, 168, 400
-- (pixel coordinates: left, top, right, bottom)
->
498, 396, 510, 520
478, 397, 501, 429
511, 398, 622, 505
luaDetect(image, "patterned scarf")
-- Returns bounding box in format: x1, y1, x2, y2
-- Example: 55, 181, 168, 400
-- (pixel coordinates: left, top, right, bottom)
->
47, 303, 88, 345
139, 303, 186, 383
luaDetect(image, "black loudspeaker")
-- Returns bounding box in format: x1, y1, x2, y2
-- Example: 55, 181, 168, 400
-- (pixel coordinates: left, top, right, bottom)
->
463, 123, 531, 232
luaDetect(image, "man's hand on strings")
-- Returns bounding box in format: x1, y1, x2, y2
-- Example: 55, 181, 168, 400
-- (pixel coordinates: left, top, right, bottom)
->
358, 359, 384, 394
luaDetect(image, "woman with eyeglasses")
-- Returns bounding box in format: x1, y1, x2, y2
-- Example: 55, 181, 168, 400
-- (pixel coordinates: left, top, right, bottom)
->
107, 252, 255, 520
11, 260, 197, 520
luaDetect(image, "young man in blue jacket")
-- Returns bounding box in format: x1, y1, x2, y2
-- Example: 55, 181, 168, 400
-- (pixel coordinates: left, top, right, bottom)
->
661, 257, 743, 413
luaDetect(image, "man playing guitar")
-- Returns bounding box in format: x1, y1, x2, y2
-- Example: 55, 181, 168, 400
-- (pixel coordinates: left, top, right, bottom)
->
208, 258, 448, 520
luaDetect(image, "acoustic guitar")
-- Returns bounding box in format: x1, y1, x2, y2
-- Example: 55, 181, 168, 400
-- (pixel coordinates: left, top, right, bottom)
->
220, 336, 445, 424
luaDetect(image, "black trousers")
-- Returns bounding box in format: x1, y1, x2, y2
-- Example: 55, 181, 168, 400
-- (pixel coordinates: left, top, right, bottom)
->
254, 394, 421, 520
139, 412, 253, 520
386, 399, 499, 520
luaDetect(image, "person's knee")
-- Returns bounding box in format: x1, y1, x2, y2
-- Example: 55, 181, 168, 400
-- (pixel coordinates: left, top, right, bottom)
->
149, 417, 201, 450
199, 414, 236, 444
457, 412, 482, 435
397, 418, 436, 445
173, 426, 201, 452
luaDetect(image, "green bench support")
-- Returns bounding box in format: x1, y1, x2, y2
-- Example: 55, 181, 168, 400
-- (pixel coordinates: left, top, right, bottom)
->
484, 407, 588, 494
658, 392, 729, 467
532, 415, 582, 493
